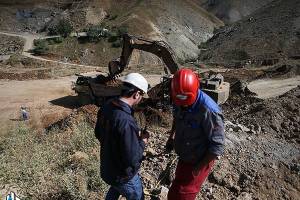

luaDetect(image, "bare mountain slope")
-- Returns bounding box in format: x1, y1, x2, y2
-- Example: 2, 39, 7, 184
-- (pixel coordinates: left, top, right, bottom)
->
87, 0, 224, 61
199, 0, 300, 67
198, 0, 274, 23
0, 0, 223, 62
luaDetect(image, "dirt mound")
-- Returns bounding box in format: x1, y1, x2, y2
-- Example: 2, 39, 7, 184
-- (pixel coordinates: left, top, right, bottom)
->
224, 86, 300, 144
199, 0, 300, 68
78, 103, 173, 130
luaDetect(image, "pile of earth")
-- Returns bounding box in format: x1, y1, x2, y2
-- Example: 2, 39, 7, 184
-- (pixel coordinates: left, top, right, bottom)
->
200, 119, 300, 200
199, 0, 300, 67
223, 85, 300, 144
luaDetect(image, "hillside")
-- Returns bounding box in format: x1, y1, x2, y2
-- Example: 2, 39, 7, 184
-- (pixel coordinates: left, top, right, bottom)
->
199, 0, 300, 67
197, 0, 274, 23
0, 0, 223, 65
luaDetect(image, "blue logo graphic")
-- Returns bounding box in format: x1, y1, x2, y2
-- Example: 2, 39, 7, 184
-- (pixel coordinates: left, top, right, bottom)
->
6, 192, 20, 200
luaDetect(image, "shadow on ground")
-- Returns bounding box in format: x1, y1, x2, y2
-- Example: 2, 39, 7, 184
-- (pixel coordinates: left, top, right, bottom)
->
49, 95, 81, 109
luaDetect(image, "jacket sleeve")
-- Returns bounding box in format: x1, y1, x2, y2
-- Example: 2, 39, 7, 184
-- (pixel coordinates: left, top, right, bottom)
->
202, 110, 225, 156
118, 119, 145, 174
94, 109, 105, 143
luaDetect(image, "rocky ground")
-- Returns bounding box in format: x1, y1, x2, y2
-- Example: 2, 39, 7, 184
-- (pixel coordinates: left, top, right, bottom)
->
0, 0, 299, 199
76, 71, 300, 200
0, 35, 24, 56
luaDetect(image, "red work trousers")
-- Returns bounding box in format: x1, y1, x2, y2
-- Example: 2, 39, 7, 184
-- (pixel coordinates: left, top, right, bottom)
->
168, 160, 214, 200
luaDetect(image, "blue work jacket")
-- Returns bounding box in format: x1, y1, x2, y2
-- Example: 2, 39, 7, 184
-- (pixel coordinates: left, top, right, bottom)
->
95, 98, 145, 185
173, 90, 225, 163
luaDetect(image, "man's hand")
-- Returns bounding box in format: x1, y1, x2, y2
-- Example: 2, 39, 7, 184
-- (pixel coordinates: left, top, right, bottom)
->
165, 130, 175, 152
192, 152, 217, 176
140, 128, 150, 144
165, 138, 174, 152
192, 162, 205, 176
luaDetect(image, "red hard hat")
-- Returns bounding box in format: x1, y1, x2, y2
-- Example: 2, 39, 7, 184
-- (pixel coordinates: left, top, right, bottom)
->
171, 68, 200, 106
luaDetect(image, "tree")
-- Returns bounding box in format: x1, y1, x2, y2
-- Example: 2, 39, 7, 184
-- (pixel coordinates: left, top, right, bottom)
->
87, 25, 109, 42
32, 40, 49, 55
49, 19, 73, 37
56, 19, 73, 37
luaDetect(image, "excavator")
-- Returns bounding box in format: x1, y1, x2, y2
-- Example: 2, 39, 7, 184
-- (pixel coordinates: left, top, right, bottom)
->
73, 34, 229, 107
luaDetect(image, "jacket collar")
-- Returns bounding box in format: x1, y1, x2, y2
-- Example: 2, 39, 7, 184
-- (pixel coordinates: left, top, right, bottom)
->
186, 89, 201, 113
111, 98, 134, 115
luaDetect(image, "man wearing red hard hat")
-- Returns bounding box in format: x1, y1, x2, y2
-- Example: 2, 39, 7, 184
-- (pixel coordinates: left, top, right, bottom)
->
166, 68, 225, 200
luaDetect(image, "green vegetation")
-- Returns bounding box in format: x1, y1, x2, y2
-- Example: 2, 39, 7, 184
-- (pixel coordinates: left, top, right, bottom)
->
0, 116, 107, 199
32, 39, 49, 55
87, 25, 109, 42
47, 37, 64, 45
32, 37, 64, 55
85, 24, 128, 48
108, 26, 128, 48
48, 19, 73, 38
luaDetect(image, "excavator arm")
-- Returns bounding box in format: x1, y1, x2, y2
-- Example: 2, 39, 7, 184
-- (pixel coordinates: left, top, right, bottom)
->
73, 34, 229, 106
108, 34, 179, 76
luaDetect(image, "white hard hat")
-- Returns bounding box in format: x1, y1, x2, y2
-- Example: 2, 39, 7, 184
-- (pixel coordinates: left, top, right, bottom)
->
123, 73, 148, 94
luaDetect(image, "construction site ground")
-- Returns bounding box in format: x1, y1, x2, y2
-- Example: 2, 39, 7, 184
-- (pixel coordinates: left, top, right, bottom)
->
0, 30, 299, 199
0, 61, 299, 199
0, 0, 299, 199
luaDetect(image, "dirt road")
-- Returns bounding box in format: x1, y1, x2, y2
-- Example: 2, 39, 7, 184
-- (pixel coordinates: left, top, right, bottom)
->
0, 73, 164, 135
248, 76, 300, 99
0, 31, 101, 68
0, 76, 77, 134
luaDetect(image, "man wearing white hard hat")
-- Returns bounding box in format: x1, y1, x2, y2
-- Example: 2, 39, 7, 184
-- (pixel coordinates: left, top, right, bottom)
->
95, 73, 149, 200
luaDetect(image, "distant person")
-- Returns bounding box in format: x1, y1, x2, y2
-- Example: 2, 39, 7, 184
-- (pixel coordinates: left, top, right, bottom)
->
20, 106, 29, 121
166, 69, 225, 200
95, 73, 149, 200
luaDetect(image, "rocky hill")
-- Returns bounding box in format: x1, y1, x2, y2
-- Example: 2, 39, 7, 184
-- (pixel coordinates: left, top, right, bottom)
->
198, 0, 274, 23
199, 0, 300, 67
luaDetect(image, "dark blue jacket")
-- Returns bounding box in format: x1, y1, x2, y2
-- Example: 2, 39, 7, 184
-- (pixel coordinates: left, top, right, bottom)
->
95, 98, 145, 185
173, 90, 225, 163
